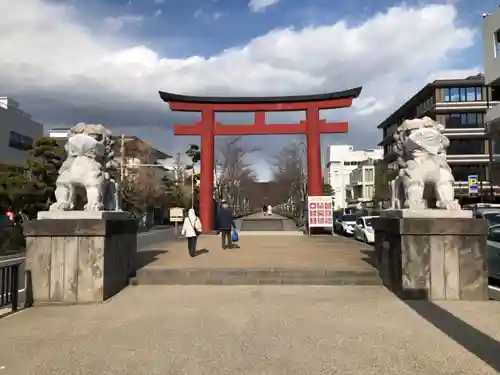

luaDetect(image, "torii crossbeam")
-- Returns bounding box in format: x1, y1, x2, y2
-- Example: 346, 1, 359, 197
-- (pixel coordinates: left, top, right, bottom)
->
159, 87, 362, 232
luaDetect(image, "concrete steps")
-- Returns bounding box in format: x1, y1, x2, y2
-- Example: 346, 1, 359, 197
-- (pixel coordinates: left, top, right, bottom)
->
132, 268, 381, 286
240, 219, 284, 231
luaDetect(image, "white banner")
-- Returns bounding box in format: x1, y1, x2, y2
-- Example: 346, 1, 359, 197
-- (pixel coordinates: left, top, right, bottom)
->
307, 196, 333, 228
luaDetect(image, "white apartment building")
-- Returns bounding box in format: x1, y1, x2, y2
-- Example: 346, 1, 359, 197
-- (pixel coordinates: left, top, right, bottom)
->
0, 97, 44, 169
346, 159, 376, 203
325, 145, 383, 209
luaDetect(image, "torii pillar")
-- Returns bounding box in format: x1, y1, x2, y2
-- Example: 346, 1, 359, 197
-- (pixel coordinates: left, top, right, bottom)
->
159, 87, 362, 232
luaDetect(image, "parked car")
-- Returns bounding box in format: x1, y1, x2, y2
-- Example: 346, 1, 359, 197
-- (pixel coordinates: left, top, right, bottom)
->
353, 216, 377, 244
487, 222, 500, 283
474, 211, 500, 224
332, 211, 343, 233
338, 214, 359, 236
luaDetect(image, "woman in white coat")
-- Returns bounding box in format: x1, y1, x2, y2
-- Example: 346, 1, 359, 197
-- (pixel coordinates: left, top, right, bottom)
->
181, 208, 202, 257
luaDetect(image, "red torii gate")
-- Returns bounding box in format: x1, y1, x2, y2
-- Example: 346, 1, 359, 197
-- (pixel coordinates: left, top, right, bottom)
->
159, 87, 362, 232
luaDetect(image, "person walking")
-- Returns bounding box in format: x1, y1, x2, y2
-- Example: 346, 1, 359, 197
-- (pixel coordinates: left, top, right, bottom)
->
217, 200, 236, 249
181, 208, 202, 257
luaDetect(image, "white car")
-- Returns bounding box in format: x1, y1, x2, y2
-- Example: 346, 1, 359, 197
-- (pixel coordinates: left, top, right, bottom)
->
353, 216, 377, 244
339, 214, 358, 236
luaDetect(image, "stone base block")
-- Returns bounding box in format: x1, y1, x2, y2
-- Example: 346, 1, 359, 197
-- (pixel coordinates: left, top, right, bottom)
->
24, 216, 137, 304
380, 209, 473, 218
373, 215, 488, 301
37, 210, 131, 220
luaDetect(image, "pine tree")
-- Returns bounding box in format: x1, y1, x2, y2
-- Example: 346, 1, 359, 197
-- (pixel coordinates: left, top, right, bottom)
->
23, 137, 66, 214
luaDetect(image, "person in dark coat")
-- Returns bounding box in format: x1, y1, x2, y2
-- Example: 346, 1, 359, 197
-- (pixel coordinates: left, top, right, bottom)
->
217, 200, 236, 249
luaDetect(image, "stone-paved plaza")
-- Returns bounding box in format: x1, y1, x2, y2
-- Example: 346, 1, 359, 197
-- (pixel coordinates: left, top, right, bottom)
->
0, 213, 499, 374
1, 285, 500, 375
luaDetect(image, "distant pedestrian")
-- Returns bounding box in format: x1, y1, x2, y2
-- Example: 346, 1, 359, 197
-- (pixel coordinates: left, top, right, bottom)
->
181, 208, 202, 257
267, 204, 272, 216
217, 200, 236, 249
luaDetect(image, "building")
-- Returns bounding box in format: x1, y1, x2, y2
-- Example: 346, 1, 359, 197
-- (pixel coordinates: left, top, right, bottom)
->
483, 10, 500, 197
324, 145, 383, 209
48, 128, 171, 166
0, 97, 44, 169
346, 159, 376, 204
377, 74, 499, 202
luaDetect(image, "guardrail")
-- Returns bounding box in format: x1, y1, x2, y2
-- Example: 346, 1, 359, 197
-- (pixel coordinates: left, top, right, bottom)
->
0, 254, 24, 312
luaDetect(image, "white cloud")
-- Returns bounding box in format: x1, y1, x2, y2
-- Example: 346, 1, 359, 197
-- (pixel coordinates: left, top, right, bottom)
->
154, 9, 163, 17
194, 8, 203, 18
103, 14, 144, 32
248, 0, 280, 13
0, 0, 477, 176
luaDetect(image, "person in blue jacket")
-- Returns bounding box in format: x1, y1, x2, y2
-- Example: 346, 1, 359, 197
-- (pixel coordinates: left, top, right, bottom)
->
217, 200, 236, 249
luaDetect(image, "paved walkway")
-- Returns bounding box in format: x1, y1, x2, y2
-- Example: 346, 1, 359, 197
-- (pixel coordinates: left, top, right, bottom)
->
236, 212, 299, 232
1, 286, 499, 374
138, 233, 370, 269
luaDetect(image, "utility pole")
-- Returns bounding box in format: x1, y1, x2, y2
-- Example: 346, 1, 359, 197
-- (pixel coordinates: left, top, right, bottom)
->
120, 134, 126, 183
191, 167, 195, 209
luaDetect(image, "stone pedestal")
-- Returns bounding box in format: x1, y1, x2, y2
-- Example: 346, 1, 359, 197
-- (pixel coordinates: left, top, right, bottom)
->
24, 211, 137, 304
373, 209, 489, 301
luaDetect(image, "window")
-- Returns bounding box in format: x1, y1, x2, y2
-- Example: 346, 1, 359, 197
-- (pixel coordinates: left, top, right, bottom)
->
443, 87, 483, 102
447, 139, 485, 155
443, 113, 484, 128
450, 165, 486, 181
493, 138, 500, 162
416, 96, 435, 117
364, 168, 374, 182
8, 131, 33, 151
364, 185, 374, 199
495, 30, 500, 58
492, 86, 500, 101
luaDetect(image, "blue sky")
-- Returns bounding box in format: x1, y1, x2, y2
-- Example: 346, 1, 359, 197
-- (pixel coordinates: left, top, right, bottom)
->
0, 0, 497, 179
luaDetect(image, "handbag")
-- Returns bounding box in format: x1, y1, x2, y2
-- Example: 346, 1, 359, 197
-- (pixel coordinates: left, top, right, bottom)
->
188, 217, 202, 236
231, 229, 239, 242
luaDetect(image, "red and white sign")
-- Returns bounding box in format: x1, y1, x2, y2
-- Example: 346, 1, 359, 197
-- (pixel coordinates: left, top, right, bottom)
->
307, 196, 333, 228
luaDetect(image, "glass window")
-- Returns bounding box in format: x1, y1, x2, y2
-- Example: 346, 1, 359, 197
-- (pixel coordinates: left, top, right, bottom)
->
443, 87, 483, 102
459, 88, 467, 101
466, 87, 476, 101
8, 131, 33, 151
476, 87, 482, 101
444, 113, 484, 128
444, 88, 451, 102
494, 138, 500, 161
364, 168, 374, 182
495, 30, 500, 58
447, 139, 485, 155
450, 88, 460, 102
465, 113, 480, 127
450, 165, 486, 181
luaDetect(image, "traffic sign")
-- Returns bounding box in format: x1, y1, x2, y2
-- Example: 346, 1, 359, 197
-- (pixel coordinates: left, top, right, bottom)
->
468, 175, 478, 195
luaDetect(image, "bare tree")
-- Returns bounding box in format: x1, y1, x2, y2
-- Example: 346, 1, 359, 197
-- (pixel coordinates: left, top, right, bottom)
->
215, 136, 260, 210
121, 141, 166, 215
271, 141, 307, 211
162, 153, 195, 209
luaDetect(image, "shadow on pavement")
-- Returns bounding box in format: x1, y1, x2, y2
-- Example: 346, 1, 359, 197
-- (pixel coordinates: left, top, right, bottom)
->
135, 250, 168, 270
194, 249, 209, 257
403, 300, 500, 372
360, 249, 377, 268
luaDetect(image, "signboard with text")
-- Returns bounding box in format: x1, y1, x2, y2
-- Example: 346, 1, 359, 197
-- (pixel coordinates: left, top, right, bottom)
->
307, 196, 333, 228
169, 207, 184, 222
468, 175, 478, 195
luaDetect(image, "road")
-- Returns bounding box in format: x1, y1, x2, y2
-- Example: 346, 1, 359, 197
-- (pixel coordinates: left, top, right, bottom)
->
0, 227, 175, 308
